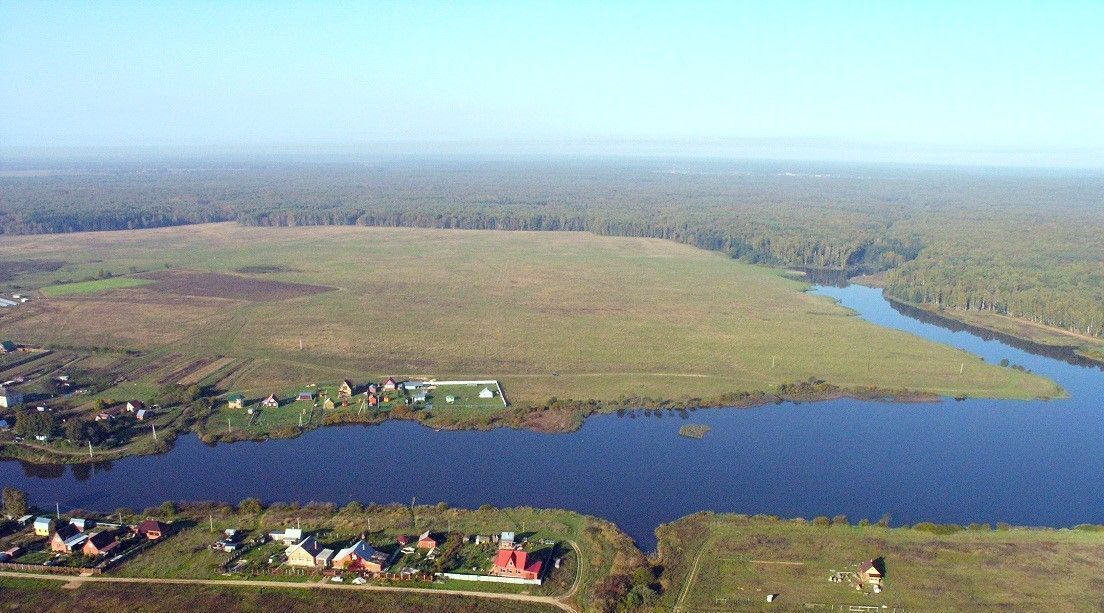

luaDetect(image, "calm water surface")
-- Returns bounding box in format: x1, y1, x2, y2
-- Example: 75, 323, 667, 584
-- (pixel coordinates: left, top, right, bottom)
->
3, 285, 1101, 551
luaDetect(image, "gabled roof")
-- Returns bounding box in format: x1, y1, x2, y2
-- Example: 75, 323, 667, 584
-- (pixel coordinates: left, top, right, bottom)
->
33, 516, 52, 527
860, 559, 884, 575
136, 519, 167, 534
493, 549, 542, 575
334, 539, 377, 562
287, 535, 322, 557
85, 530, 116, 550
53, 524, 80, 540
0, 341, 16, 351
226, 393, 245, 401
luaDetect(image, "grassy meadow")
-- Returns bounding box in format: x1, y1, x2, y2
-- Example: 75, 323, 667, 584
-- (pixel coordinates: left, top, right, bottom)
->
657, 513, 1104, 612
0, 223, 1060, 408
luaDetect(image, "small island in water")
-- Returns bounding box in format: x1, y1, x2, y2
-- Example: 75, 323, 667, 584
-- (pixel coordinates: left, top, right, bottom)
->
679, 424, 712, 439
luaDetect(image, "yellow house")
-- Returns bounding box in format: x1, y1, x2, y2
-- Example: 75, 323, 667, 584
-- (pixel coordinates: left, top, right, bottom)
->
286, 536, 327, 568
338, 379, 354, 400
33, 516, 54, 537
226, 393, 245, 409
322, 397, 335, 410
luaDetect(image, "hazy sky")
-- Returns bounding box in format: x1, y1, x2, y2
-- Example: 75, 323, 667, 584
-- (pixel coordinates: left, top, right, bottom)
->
2, 1, 1102, 165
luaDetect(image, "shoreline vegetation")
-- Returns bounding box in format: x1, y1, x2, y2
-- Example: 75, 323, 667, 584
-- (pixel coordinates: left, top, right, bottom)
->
3, 494, 1104, 612
885, 295, 1104, 367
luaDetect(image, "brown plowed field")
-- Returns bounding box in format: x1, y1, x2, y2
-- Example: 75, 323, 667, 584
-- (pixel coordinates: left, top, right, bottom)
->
141, 271, 335, 301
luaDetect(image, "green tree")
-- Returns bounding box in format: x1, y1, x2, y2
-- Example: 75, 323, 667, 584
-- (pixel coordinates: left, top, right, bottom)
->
2, 487, 29, 518
237, 498, 263, 515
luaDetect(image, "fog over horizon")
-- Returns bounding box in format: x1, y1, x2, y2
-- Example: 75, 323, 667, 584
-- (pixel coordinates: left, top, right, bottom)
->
2, 2, 1103, 168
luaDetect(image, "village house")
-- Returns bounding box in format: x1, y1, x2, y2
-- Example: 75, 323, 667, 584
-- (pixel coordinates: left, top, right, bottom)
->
0, 385, 23, 408
0, 546, 21, 562
82, 530, 120, 557
338, 379, 355, 400
0, 341, 16, 353
490, 549, 543, 581
96, 404, 126, 421
332, 539, 389, 572
261, 394, 280, 408
136, 519, 168, 540
226, 393, 245, 409
382, 377, 398, 392
50, 524, 88, 553
499, 531, 515, 549
297, 390, 313, 402
322, 397, 335, 410
412, 392, 427, 403
368, 394, 379, 408
33, 516, 54, 537
479, 387, 495, 399
136, 409, 148, 420
417, 530, 439, 549
126, 400, 145, 412
367, 383, 378, 394
268, 527, 303, 544
859, 558, 885, 586
286, 535, 332, 568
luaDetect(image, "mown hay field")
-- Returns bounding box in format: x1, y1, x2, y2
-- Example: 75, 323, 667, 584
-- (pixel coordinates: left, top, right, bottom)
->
0, 223, 1059, 406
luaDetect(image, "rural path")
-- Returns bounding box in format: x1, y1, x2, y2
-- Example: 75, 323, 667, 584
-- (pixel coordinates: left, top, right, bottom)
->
671, 526, 716, 613
0, 570, 578, 612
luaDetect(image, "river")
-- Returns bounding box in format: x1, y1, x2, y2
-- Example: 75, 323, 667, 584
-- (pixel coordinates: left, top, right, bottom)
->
2, 285, 1101, 551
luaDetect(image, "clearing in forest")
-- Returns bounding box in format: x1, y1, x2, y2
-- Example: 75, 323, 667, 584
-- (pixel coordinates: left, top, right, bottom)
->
0, 223, 1060, 406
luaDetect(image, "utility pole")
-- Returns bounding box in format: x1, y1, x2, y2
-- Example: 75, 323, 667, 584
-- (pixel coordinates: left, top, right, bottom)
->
88, 440, 93, 459
960, 363, 964, 374
299, 338, 304, 351
209, 514, 214, 532
152, 424, 158, 441
772, 356, 776, 368
55, 502, 60, 519
228, 418, 232, 434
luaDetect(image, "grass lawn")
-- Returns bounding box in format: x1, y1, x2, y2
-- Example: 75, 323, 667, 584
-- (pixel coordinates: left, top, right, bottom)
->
39, 277, 151, 297
657, 513, 1104, 612
0, 223, 1060, 407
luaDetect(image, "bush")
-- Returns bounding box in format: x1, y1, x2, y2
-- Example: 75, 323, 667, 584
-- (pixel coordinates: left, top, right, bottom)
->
832, 514, 848, 526
913, 522, 964, 535
812, 516, 831, 527
237, 498, 263, 515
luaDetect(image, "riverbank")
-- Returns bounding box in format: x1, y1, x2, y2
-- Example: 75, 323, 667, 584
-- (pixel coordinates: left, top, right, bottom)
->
2, 379, 953, 465
886, 295, 1104, 367
5, 499, 1104, 612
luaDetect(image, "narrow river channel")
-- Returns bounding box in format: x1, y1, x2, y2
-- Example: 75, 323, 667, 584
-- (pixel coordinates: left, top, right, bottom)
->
2, 285, 1101, 551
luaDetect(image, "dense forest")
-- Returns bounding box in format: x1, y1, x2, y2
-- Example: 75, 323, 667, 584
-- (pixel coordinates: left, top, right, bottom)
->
1, 157, 1102, 337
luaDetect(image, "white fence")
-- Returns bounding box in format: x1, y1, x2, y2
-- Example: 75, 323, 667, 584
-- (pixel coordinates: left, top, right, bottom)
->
436, 572, 541, 586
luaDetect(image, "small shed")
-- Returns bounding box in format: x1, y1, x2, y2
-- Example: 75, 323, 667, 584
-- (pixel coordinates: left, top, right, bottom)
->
136, 409, 148, 421
445, 395, 456, 404
322, 398, 335, 410
261, 394, 279, 408
479, 387, 495, 399
33, 516, 54, 537
226, 393, 245, 409
297, 390, 313, 401
382, 377, 398, 391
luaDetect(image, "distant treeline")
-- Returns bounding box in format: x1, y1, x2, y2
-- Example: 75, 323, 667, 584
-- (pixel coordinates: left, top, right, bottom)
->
2, 158, 1102, 337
